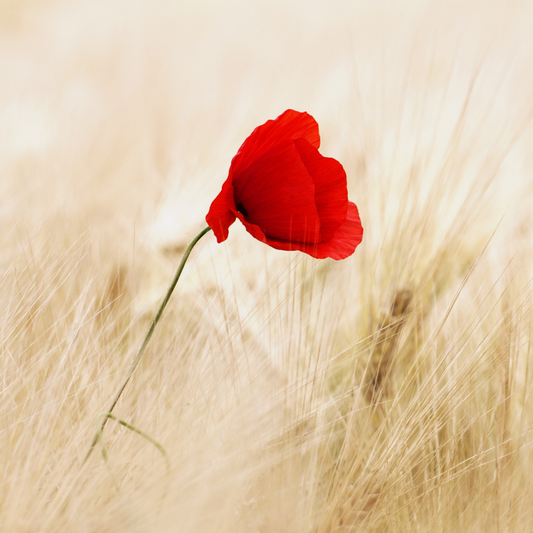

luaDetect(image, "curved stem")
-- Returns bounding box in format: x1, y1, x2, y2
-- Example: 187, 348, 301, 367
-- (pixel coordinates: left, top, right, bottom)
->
84, 226, 212, 464
97, 412, 171, 474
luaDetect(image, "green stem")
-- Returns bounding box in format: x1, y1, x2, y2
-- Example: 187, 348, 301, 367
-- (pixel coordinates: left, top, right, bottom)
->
97, 412, 171, 475
84, 226, 212, 464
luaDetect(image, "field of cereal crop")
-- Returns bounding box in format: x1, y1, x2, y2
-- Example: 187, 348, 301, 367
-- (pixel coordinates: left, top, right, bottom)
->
2, 1, 533, 531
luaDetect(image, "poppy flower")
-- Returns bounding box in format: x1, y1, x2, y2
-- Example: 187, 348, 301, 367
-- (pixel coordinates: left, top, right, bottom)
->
206, 109, 363, 260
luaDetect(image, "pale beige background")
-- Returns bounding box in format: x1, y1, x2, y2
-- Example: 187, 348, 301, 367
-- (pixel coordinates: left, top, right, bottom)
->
1, 1, 533, 531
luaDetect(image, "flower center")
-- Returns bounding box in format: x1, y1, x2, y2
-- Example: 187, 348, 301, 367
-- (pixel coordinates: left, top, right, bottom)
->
236, 202, 248, 218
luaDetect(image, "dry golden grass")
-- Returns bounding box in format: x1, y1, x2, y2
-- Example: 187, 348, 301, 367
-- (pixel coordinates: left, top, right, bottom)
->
2, 0, 533, 531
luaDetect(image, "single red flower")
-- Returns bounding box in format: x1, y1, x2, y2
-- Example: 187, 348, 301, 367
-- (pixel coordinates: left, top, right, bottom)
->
206, 109, 363, 260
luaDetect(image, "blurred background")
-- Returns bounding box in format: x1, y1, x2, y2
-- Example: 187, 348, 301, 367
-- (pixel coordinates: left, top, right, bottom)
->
3, 0, 533, 531
2, 0, 531, 251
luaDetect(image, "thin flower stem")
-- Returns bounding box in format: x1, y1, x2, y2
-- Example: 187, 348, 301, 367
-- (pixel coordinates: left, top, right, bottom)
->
97, 412, 171, 476
83, 226, 212, 465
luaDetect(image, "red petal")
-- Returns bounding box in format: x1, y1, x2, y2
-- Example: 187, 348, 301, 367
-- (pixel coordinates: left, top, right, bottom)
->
293, 139, 348, 241
314, 202, 363, 260
205, 178, 237, 243
240, 202, 363, 260
229, 110, 320, 179
233, 140, 321, 243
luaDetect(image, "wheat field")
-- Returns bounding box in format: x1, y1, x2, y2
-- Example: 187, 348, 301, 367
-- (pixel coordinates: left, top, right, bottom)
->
2, 0, 533, 531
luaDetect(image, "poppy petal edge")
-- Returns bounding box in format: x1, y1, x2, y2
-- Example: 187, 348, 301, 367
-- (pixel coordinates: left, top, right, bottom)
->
206, 180, 237, 243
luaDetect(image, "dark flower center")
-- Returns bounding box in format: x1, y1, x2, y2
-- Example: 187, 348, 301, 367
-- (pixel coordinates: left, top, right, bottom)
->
236, 202, 248, 218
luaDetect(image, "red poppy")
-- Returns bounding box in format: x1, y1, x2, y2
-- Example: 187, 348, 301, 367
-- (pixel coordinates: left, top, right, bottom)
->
206, 109, 363, 260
